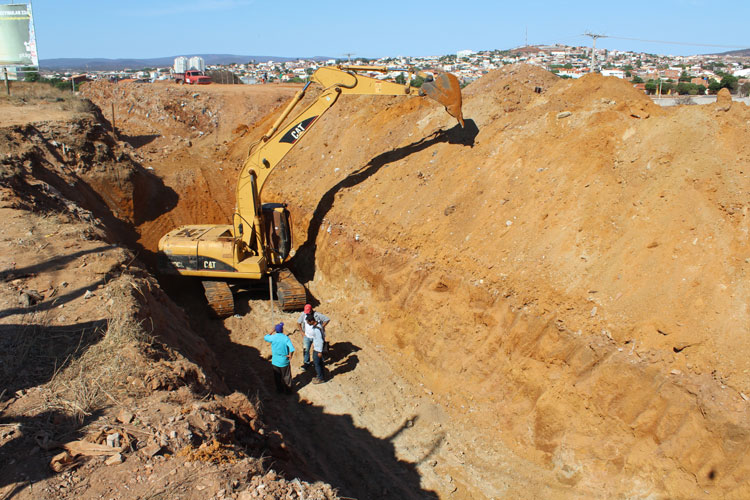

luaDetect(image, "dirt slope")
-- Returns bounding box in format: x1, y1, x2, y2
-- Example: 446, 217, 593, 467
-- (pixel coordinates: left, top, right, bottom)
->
72, 69, 750, 499
241, 65, 749, 498
0, 87, 339, 500
78, 80, 301, 258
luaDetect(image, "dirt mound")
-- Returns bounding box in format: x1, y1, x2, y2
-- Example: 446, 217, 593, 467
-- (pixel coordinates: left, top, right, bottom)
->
230, 64, 750, 498
0, 116, 177, 251
6, 68, 750, 498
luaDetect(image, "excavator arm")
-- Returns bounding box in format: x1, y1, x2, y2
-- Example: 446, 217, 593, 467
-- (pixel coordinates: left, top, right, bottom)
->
157, 65, 463, 316
233, 66, 464, 262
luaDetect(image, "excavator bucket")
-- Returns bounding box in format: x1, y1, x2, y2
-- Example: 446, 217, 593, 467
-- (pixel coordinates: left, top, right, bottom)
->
421, 73, 464, 127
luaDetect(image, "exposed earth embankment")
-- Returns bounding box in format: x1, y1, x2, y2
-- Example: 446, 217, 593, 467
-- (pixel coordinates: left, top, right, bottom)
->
2, 67, 749, 499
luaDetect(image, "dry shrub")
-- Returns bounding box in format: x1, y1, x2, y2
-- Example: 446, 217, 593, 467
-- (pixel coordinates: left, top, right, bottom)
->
674, 95, 697, 106
4, 81, 69, 101
0, 309, 101, 398
1, 81, 96, 114
43, 276, 153, 419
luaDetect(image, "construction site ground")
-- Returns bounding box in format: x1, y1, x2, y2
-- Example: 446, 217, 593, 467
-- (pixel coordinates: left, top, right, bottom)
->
1, 67, 749, 499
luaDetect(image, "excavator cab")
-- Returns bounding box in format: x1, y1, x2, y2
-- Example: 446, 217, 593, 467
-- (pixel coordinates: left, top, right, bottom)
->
262, 203, 292, 265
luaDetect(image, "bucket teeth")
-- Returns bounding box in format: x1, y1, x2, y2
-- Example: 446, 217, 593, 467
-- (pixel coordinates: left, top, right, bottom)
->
422, 73, 464, 127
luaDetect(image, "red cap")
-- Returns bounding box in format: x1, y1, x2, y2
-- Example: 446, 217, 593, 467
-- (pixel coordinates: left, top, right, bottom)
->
303, 304, 312, 314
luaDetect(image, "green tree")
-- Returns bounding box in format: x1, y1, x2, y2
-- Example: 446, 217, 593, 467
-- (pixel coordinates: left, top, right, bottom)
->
739, 82, 750, 97
395, 72, 406, 85
679, 71, 691, 82
631, 75, 643, 84
720, 74, 739, 91
676, 82, 694, 95
22, 67, 40, 82
708, 78, 722, 94
645, 80, 658, 94
410, 75, 425, 88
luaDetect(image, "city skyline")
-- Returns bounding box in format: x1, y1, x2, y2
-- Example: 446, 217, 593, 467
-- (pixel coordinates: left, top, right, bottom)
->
22, 0, 750, 60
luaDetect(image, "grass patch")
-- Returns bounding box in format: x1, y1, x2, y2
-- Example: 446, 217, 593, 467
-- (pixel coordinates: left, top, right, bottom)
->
42, 276, 153, 420
0, 81, 97, 114
0, 309, 104, 401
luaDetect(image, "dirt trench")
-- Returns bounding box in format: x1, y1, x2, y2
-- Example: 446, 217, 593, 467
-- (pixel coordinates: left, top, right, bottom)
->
76, 80, 560, 499
0, 85, 345, 500
75, 70, 750, 500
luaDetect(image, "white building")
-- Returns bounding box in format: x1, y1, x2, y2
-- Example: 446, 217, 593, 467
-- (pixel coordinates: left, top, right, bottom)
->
188, 56, 206, 72
601, 69, 626, 79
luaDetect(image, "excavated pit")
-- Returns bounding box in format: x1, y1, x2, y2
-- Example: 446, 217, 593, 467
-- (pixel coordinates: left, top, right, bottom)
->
67, 70, 750, 499
0, 84, 344, 500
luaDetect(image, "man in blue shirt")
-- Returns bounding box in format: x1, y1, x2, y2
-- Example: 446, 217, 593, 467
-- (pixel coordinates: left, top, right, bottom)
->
263, 323, 295, 394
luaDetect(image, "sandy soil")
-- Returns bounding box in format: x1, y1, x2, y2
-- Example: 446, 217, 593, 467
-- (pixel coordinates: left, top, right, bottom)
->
233, 68, 750, 498
2, 69, 750, 499
0, 87, 336, 500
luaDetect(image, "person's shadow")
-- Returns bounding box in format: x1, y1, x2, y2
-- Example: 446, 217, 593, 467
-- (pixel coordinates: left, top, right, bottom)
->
173, 290, 441, 499
292, 340, 360, 389
326, 341, 360, 378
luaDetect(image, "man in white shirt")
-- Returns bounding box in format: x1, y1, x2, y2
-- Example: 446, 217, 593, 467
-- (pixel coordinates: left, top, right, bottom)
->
304, 313, 326, 384
296, 303, 330, 369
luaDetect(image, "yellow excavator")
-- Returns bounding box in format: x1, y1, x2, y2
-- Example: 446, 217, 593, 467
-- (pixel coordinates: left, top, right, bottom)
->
157, 65, 464, 317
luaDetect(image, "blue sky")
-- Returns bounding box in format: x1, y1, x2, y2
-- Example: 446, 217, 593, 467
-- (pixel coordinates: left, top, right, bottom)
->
25, 0, 749, 60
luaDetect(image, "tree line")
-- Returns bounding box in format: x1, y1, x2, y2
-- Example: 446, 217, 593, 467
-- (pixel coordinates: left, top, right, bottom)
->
632, 71, 749, 96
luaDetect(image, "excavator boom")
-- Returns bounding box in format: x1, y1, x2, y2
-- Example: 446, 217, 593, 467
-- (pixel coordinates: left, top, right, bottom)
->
235, 66, 464, 258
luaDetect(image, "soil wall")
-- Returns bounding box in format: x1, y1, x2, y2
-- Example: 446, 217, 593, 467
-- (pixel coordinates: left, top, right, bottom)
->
76, 69, 750, 498
247, 66, 750, 498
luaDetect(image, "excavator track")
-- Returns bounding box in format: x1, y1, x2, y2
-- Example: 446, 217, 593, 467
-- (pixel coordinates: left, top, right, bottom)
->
276, 270, 306, 311
201, 280, 234, 318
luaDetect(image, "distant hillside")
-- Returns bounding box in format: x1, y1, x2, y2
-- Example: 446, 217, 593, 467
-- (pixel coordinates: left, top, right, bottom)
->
40, 54, 332, 71
712, 48, 750, 57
